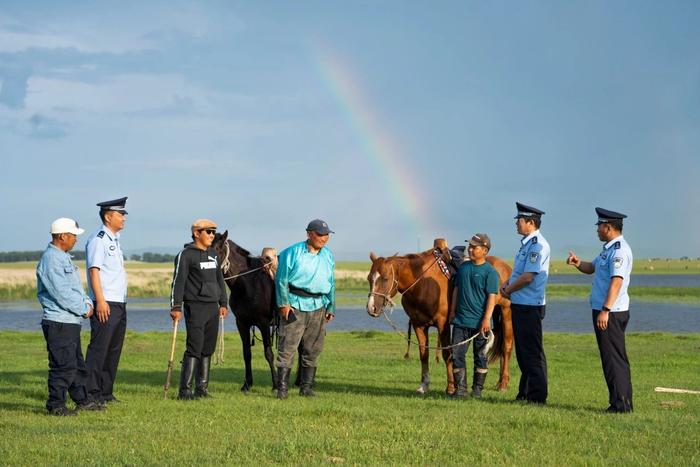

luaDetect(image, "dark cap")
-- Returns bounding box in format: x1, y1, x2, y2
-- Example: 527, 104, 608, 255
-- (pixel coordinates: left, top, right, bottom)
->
466, 233, 491, 249
514, 202, 544, 219
97, 196, 128, 215
595, 207, 627, 225
306, 219, 334, 235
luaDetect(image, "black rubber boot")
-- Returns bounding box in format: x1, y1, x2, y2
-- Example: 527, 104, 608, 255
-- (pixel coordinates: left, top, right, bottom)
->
276, 367, 290, 400
452, 368, 468, 398
299, 366, 317, 397
472, 371, 487, 398
195, 356, 211, 398
178, 356, 198, 400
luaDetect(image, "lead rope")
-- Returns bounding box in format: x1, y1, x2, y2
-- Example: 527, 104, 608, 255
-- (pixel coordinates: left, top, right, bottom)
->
214, 315, 225, 365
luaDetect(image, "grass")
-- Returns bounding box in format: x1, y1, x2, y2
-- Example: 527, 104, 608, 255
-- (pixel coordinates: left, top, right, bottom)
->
0, 331, 698, 465
547, 285, 700, 303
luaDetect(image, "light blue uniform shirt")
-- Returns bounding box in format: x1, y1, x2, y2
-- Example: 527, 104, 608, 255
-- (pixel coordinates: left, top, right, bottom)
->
276, 241, 335, 314
86, 225, 127, 302
591, 235, 633, 311
509, 230, 550, 306
36, 244, 91, 324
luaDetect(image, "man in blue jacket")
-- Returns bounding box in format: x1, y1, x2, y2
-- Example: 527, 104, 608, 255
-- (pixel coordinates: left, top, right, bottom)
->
37, 218, 103, 415
275, 219, 336, 399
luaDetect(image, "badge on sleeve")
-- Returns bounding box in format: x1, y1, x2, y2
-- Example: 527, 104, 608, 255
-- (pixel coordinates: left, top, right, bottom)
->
109, 245, 116, 251
529, 252, 539, 263
613, 257, 624, 269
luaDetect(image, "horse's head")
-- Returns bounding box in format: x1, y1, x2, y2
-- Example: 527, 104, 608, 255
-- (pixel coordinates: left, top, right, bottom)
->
212, 230, 230, 270
261, 247, 279, 280
366, 251, 399, 317
212, 230, 249, 279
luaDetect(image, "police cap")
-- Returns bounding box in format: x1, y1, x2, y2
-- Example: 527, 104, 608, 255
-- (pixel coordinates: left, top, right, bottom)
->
97, 197, 128, 215
595, 207, 627, 225
514, 202, 545, 219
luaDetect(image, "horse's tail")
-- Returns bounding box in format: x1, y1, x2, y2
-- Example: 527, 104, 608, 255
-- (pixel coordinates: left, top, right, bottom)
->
403, 320, 411, 359
488, 304, 505, 364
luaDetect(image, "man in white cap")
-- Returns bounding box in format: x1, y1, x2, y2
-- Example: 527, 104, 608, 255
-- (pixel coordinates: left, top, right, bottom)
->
170, 219, 228, 400
37, 218, 103, 415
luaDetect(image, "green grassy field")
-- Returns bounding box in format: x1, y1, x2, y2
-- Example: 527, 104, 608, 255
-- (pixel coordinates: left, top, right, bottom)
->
0, 331, 698, 465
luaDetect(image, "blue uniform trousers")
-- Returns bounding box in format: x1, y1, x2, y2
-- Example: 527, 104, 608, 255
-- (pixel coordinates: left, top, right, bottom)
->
512, 304, 548, 403
85, 301, 126, 401
42, 320, 88, 410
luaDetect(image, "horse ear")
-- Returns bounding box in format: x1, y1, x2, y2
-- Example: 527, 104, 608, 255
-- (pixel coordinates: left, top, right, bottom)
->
222, 230, 228, 241
369, 251, 377, 262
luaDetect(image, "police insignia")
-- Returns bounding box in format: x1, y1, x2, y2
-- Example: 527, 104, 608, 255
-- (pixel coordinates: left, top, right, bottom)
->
109, 245, 116, 251
529, 252, 539, 263
97, 231, 105, 238
613, 257, 624, 269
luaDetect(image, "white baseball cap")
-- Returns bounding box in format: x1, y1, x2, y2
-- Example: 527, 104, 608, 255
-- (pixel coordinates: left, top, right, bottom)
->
50, 218, 85, 235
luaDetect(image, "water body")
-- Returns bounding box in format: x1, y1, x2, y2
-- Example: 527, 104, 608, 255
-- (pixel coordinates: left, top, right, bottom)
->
1, 299, 698, 333
549, 274, 700, 287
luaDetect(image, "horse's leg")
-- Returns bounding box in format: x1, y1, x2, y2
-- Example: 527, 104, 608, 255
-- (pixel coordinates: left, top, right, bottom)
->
413, 326, 430, 394
238, 323, 253, 392
260, 324, 277, 390
438, 323, 455, 395
498, 303, 514, 391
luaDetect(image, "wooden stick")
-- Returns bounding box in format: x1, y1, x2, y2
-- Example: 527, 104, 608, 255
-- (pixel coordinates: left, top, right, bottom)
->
655, 387, 700, 395
163, 319, 179, 399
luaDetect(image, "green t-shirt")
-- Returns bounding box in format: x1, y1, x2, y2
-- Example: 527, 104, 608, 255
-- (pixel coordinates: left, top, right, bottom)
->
453, 261, 500, 329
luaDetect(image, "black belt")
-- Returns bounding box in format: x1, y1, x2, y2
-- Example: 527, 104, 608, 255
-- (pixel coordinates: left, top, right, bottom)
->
289, 284, 323, 298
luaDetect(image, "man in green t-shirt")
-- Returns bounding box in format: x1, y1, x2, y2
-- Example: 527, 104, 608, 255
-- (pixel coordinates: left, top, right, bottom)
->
448, 233, 500, 398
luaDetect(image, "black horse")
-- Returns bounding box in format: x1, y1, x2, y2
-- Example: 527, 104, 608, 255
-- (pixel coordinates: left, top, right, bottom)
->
212, 231, 278, 392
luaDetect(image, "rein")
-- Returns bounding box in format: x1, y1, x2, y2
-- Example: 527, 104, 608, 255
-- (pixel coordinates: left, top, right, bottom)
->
220, 240, 274, 281
367, 249, 441, 305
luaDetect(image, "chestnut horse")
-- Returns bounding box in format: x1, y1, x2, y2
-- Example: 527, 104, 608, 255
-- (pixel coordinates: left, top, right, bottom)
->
366, 240, 514, 395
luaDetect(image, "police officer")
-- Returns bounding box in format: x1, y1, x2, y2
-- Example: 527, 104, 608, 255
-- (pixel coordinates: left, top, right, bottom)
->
85, 197, 128, 404
169, 219, 229, 400
567, 208, 634, 413
501, 202, 551, 404
275, 219, 336, 399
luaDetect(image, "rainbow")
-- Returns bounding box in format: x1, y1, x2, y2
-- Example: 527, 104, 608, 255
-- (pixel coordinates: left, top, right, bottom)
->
309, 42, 435, 245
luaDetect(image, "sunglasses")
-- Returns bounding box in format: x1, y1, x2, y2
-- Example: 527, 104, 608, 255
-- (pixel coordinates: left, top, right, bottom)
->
199, 229, 216, 235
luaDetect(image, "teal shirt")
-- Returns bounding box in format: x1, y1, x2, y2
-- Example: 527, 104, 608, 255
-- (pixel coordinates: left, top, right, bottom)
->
453, 261, 499, 329
276, 241, 335, 314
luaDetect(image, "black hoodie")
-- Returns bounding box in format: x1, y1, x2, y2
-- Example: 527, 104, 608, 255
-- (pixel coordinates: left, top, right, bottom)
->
170, 243, 227, 311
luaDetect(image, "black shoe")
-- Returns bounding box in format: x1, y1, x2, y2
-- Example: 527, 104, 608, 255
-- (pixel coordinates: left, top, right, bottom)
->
299, 366, 317, 397
276, 367, 290, 400
76, 400, 106, 412
451, 368, 468, 398
471, 372, 487, 399
48, 406, 77, 416
178, 356, 198, 400
195, 356, 211, 398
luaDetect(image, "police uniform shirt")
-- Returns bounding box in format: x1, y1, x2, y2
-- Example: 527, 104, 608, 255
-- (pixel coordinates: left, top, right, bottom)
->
590, 235, 633, 311
86, 225, 127, 303
509, 230, 550, 306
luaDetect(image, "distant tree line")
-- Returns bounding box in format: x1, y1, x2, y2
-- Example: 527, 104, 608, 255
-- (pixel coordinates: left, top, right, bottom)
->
0, 251, 174, 263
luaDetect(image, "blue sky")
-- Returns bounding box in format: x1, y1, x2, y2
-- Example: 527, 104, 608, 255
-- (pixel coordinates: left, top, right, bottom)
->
1, 1, 698, 260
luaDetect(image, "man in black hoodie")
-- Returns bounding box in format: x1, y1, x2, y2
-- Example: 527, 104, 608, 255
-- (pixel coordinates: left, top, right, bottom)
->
170, 219, 229, 400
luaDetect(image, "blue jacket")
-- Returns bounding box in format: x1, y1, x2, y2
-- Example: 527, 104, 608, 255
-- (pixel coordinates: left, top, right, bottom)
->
36, 244, 91, 324
276, 241, 335, 313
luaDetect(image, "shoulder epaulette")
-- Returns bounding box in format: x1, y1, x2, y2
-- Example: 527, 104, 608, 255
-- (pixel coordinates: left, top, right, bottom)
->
531, 237, 538, 244
97, 231, 105, 238
614, 242, 621, 249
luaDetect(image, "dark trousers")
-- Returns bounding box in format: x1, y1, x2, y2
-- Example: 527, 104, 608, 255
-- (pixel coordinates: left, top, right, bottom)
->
85, 301, 127, 400
451, 326, 488, 371
512, 304, 548, 403
593, 310, 633, 412
42, 320, 88, 410
276, 308, 327, 368
183, 302, 219, 360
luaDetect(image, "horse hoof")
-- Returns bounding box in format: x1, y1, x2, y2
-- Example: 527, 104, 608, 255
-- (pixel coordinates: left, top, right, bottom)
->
240, 385, 251, 393
416, 385, 429, 395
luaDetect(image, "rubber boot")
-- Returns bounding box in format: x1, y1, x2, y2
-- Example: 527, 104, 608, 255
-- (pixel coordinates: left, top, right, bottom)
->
178, 356, 198, 400
299, 366, 317, 397
276, 367, 290, 400
195, 356, 211, 398
452, 368, 468, 398
472, 371, 487, 398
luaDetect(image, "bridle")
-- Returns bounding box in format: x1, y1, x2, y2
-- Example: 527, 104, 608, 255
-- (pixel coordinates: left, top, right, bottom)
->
219, 239, 274, 281
368, 252, 441, 313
